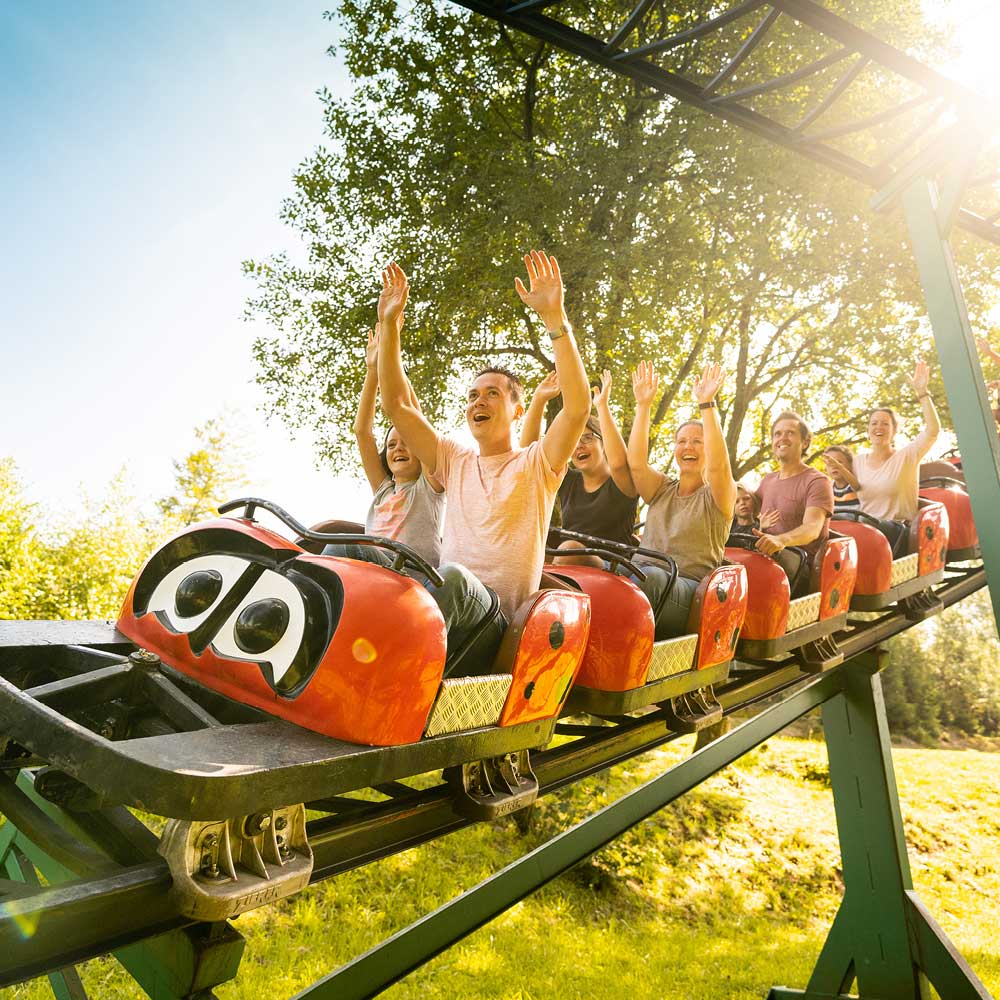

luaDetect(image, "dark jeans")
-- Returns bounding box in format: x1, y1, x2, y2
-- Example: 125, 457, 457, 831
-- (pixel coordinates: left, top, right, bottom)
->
635, 567, 699, 640
322, 546, 506, 675
423, 564, 507, 676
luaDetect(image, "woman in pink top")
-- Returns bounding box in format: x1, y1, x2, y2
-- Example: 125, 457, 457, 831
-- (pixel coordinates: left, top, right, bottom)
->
842, 362, 940, 524
322, 326, 444, 567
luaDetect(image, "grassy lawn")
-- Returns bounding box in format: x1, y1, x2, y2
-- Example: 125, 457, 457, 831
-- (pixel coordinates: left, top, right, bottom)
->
9, 733, 1000, 999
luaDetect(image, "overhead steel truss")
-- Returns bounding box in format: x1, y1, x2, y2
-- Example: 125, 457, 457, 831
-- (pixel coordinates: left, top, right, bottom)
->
451, 0, 1000, 245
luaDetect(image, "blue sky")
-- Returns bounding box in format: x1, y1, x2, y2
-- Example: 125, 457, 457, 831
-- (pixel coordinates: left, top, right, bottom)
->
1, 1, 997, 529
0, 1, 371, 523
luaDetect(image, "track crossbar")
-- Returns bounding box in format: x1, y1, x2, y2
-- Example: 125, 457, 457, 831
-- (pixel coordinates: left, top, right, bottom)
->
293, 669, 846, 999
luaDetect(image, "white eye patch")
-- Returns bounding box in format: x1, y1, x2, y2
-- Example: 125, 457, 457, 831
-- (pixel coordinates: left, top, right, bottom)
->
144, 555, 306, 684
211, 571, 306, 684
147, 555, 252, 634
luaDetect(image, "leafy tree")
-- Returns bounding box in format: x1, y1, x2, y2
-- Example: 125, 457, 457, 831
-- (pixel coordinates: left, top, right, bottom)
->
156, 417, 248, 528
27, 472, 155, 621
883, 590, 1000, 744
1, 419, 247, 621
0, 459, 42, 619
244, 0, 978, 477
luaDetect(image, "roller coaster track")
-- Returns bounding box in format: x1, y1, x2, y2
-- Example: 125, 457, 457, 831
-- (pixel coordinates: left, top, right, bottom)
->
0, 560, 985, 987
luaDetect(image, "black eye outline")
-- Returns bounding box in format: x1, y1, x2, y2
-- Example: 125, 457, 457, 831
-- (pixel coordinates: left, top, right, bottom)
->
144, 554, 260, 639
131, 526, 344, 699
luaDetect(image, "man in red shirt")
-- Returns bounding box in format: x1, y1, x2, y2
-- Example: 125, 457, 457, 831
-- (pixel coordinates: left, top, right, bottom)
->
754, 411, 834, 587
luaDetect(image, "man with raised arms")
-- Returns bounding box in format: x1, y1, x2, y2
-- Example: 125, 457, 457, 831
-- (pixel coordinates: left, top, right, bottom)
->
754, 411, 834, 586
377, 252, 592, 673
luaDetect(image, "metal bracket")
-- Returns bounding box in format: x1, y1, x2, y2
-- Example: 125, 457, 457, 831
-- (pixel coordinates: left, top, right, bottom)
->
447, 751, 539, 820
901, 588, 944, 622
659, 686, 723, 733
157, 804, 313, 921
799, 635, 845, 673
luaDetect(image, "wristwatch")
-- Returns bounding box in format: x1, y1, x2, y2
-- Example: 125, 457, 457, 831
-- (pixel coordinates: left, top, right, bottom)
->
547, 322, 571, 340
698, 401, 717, 410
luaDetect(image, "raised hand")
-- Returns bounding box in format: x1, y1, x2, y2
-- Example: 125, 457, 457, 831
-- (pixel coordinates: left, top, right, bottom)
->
365, 326, 380, 371
514, 250, 565, 329
631, 361, 660, 407
593, 369, 612, 408
378, 261, 409, 330
822, 451, 847, 479
535, 370, 561, 402
759, 508, 780, 531
907, 360, 930, 397
693, 363, 726, 405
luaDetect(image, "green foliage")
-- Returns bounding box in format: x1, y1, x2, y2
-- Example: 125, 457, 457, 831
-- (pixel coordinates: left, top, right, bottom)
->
883, 590, 1000, 744
243, 0, 993, 475
0, 418, 246, 621
21, 472, 155, 621
156, 417, 248, 529
0, 459, 42, 619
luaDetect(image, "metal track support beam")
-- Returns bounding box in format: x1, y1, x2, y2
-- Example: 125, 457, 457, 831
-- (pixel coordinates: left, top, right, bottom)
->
0, 772, 245, 997
767, 651, 992, 999
292, 668, 846, 999
882, 156, 1000, 631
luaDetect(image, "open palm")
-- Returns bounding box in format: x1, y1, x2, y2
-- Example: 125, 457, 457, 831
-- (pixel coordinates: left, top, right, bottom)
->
378, 262, 409, 328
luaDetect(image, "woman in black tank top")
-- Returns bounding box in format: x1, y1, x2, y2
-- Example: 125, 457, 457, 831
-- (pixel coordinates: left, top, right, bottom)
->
522, 370, 638, 565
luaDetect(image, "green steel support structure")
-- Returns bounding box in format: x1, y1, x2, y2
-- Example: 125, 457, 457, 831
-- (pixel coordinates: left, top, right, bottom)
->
0, 771, 245, 999
896, 165, 1000, 630
4, 5, 1000, 998
768, 656, 991, 1000
293, 654, 993, 1000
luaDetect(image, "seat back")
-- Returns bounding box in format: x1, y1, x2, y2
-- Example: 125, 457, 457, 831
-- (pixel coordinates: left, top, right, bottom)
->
810, 535, 857, 619
920, 460, 965, 485
495, 589, 591, 726
295, 519, 367, 555
542, 565, 654, 691
909, 501, 949, 577
686, 564, 747, 669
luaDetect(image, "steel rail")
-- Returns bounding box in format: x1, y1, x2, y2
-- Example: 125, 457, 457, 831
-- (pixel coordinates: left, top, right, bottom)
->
0, 563, 985, 984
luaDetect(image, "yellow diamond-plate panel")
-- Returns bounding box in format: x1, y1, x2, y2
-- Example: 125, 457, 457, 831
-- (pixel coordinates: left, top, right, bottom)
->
786, 593, 822, 631
424, 674, 513, 738
646, 634, 698, 681
890, 553, 919, 587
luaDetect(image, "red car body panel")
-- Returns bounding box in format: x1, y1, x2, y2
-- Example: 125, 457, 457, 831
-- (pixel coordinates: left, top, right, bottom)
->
913, 502, 949, 576
498, 589, 591, 726
118, 518, 447, 747
816, 536, 857, 620
691, 564, 748, 669
541, 566, 654, 691
724, 549, 790, 640
831, 522, 892, 595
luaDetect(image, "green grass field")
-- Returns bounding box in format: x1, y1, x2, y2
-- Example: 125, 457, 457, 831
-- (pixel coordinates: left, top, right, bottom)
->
10, 733, 1000, 999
